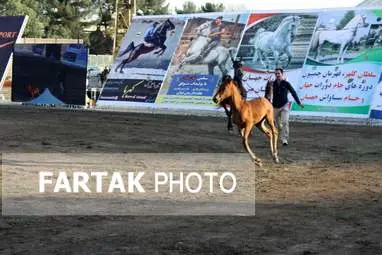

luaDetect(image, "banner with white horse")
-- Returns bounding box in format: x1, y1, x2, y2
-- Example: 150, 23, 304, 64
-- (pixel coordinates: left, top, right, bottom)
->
236, 13, 318, 101
156, 13, 249, 108
306, 10, 370, 65
294, 10, 382, 118
94, 8, 382, 121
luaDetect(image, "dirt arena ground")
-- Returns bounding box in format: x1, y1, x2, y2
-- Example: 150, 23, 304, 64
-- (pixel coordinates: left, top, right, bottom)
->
1, 105, 382, 254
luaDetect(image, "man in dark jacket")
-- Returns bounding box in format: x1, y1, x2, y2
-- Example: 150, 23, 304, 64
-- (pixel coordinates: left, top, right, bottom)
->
265, 68, 304, 146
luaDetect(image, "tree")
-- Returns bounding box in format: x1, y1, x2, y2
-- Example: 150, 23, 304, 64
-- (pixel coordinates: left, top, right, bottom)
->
175, 1, 199, 14
88, 0, 114, 54
136, 0, 170, 15
88, 26, 113, 54
44, 0, 95, 39
96, 0, 114, 31
0, 0, 47, 37
200, 2, 224, 13
337, 11, 355, 30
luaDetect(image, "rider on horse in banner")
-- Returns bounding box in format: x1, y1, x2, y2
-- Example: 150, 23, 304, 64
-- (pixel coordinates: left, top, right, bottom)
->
143, 21, 160, 47
200, 16, 226, 58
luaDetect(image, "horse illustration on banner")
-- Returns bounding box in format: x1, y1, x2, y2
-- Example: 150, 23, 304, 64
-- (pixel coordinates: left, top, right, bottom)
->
249, 15, 301, 69
115, 19, 176, 73
310, 14, 368, 64
176, 19, 236, 75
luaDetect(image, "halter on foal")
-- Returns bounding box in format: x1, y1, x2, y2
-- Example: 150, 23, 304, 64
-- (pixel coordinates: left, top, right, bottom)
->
213, 75, 279, 167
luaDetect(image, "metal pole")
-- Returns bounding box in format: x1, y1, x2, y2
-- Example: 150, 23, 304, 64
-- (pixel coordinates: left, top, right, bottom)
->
112, 0, 119, 56
128, 0, 131, 26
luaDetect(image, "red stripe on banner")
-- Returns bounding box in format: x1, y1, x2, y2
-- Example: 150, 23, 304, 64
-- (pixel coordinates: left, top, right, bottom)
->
0, 40, 15, 49
242, 66, 275, 74
247, 13, 275, 26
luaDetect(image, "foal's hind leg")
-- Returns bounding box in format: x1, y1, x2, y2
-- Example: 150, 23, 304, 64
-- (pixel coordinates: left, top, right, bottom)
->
256, 120, 274, 155
256, 119, 279, 163
242, 124, 262, 167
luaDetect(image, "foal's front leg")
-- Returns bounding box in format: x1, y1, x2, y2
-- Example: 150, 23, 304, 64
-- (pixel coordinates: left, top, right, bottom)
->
228, 116, 233, 131
222, 105, 233, 131
242, 124, 262, 167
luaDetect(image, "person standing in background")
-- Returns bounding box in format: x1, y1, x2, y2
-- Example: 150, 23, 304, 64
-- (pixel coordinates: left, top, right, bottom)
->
265, 68, 304, 146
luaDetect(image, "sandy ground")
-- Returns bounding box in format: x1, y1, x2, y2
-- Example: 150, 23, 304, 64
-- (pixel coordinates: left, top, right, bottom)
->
1, 105, 382, 254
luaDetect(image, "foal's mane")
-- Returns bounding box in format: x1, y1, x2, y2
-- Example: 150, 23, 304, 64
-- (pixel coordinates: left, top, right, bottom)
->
226, 80, 243, 100
219, 75, 242, 100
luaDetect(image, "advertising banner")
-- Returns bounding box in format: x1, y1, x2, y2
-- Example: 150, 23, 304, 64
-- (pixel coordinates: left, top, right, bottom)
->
93, 8, 382, 121
108, 17, 186, 81
293, 10, 382, 117
98, 17, 186, 106
98, 79, 162, 103
12, 44, 88, 106
0, 16, 28, 97
236, 13, 318, 101
156, 13, 249, 108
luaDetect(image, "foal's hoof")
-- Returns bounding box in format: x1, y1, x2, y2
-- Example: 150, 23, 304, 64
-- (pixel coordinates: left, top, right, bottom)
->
252, 159, 263, 167
274, 157, 280, 164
